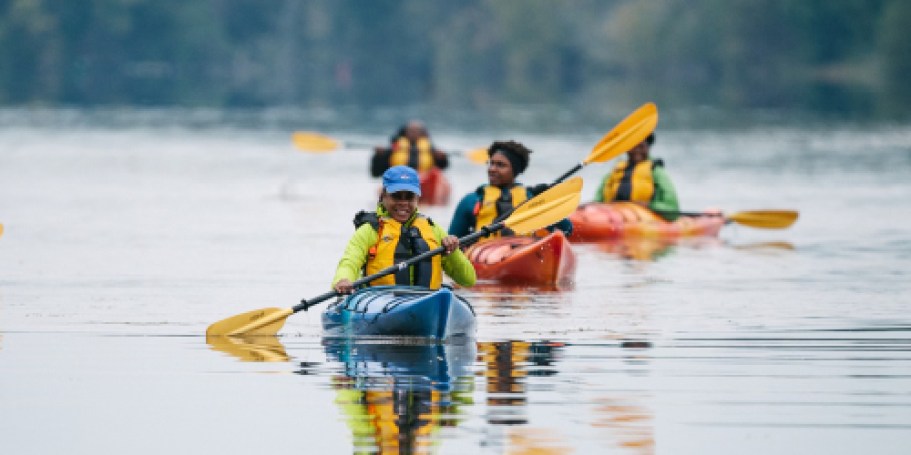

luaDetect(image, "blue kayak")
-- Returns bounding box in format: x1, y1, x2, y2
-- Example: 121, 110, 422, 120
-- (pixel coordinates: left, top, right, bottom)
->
322, 286, 476, 341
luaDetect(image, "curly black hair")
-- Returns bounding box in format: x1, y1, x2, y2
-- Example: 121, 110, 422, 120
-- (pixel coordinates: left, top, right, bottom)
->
488, 140, 532, 175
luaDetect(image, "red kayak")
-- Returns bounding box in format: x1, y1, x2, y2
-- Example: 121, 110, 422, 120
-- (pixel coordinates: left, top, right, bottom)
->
465, 231, 576, 286
419, 167, 451, 206
568, 202, 724, 242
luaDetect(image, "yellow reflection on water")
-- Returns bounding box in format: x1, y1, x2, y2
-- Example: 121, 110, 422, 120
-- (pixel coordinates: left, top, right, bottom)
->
205, 335, 290, 362
325, 341, 475, 454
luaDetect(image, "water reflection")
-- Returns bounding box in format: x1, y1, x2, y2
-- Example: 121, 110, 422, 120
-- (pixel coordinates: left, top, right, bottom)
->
205, 335, 290, 362
593, 238, 678, 261
468, 282, 572, 295
478, 340, 564, 426
320, 340, 476, 454
590, 236, 793, 261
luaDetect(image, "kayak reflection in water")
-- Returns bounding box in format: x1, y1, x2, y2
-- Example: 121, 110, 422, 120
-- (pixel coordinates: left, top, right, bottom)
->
593, 132, 680, 221
332, 165, 475, 294
325, 341, 476, 454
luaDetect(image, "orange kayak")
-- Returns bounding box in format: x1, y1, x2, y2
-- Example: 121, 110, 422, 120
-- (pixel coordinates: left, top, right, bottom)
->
568, 202, 724, 242
419, 167, 451, 206
465, 231, 576, 286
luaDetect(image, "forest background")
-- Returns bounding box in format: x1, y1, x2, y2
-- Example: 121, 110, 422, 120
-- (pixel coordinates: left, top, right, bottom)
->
2, 0, 909, 121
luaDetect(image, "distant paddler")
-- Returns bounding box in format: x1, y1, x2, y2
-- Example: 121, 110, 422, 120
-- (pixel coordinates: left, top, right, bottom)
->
370, 120, 450, 177
593, 132, 681, 220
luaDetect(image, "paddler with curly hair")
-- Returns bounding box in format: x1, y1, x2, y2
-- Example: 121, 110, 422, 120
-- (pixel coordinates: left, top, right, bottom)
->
333, 165, 476, 294
593, 132, 680, 220
448, 140, 572, 240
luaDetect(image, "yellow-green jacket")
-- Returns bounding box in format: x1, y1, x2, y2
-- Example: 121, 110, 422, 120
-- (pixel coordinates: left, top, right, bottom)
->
332, 206, 476, 289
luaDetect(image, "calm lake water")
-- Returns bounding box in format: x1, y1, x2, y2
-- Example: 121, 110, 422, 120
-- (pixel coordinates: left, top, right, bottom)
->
1, 109, 910, 454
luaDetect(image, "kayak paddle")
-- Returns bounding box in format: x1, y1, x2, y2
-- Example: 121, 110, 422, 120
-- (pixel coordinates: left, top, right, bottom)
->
654, 209, 799, 229
290, 131, 489, 164
551, 102, 658, 186
205, 177, 583, 337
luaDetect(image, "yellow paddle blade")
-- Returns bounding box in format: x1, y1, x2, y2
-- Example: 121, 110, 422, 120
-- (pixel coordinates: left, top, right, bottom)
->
0, 223, 4, 238
585, 102, 658, 164
464, 146, 489, 164
291, 131, 340, 152
727, 210, 799, 229
504, 177, 583, 235
206, 334, 290, 362
206, 307, 293, 337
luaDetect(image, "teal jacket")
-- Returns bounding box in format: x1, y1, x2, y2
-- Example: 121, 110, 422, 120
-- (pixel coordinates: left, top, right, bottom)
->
448, 184, 573, 237
332, 206, 476, 289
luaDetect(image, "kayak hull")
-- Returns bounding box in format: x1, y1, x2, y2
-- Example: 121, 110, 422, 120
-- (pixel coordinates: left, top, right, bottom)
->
568, 202, 724, 242
322, 286, 476, 341
419, 168, 451, 206
465, 231, 576, 286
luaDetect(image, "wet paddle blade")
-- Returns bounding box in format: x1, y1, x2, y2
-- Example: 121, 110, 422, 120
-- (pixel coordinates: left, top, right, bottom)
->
504, 177, 583, 235
585, 103, 659, 164
291, 131, 340, 152
206, 307, 293, 337
727, 210, 799, 229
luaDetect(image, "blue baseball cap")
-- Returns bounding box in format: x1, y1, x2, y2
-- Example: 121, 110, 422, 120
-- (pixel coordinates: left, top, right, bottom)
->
382, 165, 422, 196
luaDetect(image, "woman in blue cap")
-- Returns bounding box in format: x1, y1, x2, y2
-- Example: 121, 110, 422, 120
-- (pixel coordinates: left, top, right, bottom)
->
333, 165, 476, 294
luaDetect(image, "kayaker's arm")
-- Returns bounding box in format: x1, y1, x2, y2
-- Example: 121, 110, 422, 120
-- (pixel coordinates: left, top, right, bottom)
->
432, 148, 450, 170
370, 147, 391, 177
593, 174, 608, 202
447, 192, 480, 238
435, 225, 477, 287
331, 224, 377, 288
649, 166, 680, 221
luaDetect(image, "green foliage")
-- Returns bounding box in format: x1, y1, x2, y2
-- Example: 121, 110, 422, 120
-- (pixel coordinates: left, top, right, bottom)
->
0, 0, 905, 116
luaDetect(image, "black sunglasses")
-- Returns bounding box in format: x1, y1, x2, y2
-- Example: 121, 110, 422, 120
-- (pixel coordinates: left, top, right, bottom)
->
387, 191, 418, 201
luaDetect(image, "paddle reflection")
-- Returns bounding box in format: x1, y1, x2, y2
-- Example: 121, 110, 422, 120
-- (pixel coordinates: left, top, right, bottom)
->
593, 340, 655, 453
205, 335, 290, 362
321, 340, 476, 454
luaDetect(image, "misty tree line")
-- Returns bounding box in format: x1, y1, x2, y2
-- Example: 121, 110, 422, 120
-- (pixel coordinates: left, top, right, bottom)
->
1, 0, 908, 116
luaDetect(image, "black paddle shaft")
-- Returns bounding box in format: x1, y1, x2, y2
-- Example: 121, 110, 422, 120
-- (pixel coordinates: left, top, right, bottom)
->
553, 163, 583, 187
296, 222, 505, 312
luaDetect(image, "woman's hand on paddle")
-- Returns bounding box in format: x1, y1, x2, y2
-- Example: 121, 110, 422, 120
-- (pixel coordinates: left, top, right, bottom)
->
334, 279, 354, 294
442, 235, 459, 254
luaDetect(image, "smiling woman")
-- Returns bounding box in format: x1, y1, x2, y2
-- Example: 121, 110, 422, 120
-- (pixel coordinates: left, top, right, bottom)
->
331, 166, 476, 295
